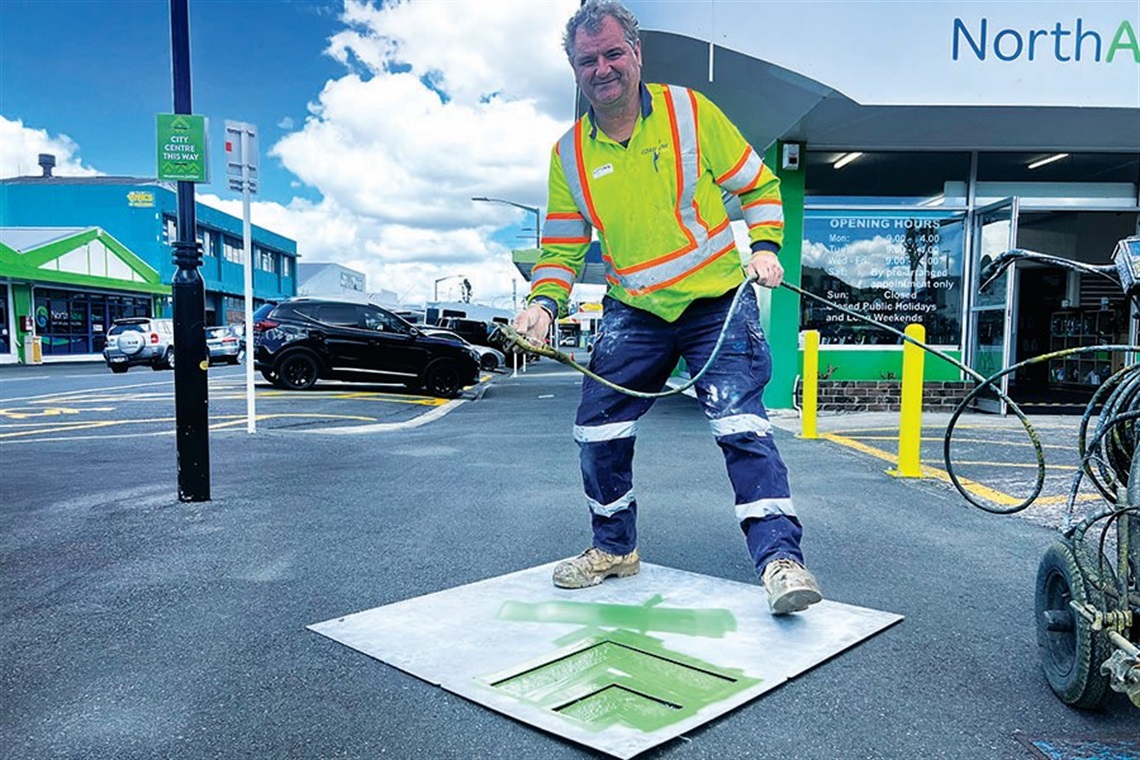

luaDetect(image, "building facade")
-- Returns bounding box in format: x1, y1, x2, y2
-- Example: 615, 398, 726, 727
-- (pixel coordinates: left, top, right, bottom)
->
593, 1, 1140, 409
0, 176, 298, 362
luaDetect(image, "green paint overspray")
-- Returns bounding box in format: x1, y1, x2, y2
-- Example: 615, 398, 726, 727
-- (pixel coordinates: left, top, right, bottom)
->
485, 626, 759, 733
496, 595, 736, 638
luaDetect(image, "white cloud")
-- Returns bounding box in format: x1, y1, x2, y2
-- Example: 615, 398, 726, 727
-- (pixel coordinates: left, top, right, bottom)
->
0, 116, 102, 178
263, 0, 580, 305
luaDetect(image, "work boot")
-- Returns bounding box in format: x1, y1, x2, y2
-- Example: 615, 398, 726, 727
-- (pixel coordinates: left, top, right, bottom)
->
552, 547, 640, 589
761, 558, 823, 615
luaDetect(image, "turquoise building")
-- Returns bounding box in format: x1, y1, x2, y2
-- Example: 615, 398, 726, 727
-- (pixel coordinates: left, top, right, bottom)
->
0, 174, 297, 362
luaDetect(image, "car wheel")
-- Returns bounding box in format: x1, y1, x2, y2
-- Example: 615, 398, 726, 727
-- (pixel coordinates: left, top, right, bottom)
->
480, 354, 498, 371
260, 368, 287, 389
153, 347, 174, 370
423, 358, 464, 398
1034, 541, 1112, 709
109, 364, 128, 374
276, 351, 320, 390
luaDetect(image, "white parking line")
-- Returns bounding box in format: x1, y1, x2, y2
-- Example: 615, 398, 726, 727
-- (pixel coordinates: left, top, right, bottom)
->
1, 379, 173, 404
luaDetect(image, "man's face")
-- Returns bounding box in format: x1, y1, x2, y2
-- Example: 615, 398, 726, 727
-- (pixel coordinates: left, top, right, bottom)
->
570, 15, 641, 111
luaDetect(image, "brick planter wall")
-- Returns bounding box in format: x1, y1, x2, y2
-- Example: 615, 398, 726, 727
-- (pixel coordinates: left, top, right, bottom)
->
795, 380, 974, 413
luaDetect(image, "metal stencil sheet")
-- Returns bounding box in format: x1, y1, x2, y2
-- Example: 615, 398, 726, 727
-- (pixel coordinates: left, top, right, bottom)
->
308, 562, 903, 759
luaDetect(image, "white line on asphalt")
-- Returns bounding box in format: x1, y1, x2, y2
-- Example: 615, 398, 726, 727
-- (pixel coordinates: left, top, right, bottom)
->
0, 375, 51, 382
1, 379, 172, 403
297, 397, 466, 434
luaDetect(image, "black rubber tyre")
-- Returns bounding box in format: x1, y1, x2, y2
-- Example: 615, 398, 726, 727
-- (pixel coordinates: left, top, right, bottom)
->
1034, 541, 1111, 709
152, 348, 174, 371
480, 354, 498, 372
275, 351, 320, 390
261, 368, 288, 390
109, 364, 128, 374
423, 359, 463, 398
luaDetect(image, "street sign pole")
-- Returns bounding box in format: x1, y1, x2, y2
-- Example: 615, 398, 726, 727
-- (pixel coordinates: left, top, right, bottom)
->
224, 120, 259, 434
167, 0, 210, 501
241, 128, 256, 433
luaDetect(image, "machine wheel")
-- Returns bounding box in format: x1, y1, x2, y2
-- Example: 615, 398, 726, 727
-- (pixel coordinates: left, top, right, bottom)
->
276, 351, 320, 390
423, 359, 463, 398
1034, 541, 1112, 709
479, 354, 499, 372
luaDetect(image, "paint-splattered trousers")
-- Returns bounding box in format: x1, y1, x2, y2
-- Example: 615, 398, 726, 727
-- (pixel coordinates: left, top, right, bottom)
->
574, 285, 804, 577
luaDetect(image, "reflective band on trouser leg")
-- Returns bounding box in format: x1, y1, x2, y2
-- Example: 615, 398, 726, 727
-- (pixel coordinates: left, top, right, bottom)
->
734, 496, 796, 522
587, 489, 636, 518
573, 419, 639, 443
578, 436, 638, 555
709, 413, 772, 438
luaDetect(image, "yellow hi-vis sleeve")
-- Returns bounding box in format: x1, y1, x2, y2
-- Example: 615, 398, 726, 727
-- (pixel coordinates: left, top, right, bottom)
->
527, 144, 589, 317
695, 90, 784, 253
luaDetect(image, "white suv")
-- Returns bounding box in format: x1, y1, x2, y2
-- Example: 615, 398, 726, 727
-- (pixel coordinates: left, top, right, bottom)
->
103, 318, 175, 373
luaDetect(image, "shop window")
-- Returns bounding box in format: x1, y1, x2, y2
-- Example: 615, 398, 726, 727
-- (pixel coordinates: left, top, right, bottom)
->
35, 289, 151, 355
282, 256, 293, 278
799, 210, 964, 346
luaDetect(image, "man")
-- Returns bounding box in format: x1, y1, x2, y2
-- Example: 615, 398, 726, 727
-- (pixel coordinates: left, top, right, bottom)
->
513, 0, 822, 615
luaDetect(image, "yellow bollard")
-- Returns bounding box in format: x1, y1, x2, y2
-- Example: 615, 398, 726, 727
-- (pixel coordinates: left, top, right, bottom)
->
893, 323, 926, 477
801, 330, 819, 439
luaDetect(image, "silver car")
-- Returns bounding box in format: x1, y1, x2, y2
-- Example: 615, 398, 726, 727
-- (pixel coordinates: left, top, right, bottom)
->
103, 317, 175, 373
422, 328, 505, 371
206, 325, 244, 365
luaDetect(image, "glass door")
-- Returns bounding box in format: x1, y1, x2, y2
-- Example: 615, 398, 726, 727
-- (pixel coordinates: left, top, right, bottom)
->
966, 197, 1020, 414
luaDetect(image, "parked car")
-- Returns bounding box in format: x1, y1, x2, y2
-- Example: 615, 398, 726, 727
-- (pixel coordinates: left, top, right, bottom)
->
251, 298, 480, 397
206, 325, 244, 365
422, 327, 505, 371
103, 317, 175, 373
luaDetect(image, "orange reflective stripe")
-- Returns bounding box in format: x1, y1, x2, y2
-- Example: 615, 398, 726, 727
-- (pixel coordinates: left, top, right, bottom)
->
574, 126, 604, 234
716, 149, 751, 186
541, 236, 592, 245
534, 277, 572, 293
626, 239, 738, 296
662, 87, 697, 250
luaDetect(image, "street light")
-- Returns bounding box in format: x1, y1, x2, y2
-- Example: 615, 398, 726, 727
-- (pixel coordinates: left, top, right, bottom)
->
471, 196, 540, 250
434, 274, 466, 302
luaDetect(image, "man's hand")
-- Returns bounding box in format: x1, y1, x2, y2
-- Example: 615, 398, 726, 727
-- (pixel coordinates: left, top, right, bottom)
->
512, 304, 552, 346
744, 251, 784, 288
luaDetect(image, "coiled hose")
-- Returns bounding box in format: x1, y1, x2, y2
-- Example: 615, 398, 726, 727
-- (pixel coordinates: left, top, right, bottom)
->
495, 264, 1139, 521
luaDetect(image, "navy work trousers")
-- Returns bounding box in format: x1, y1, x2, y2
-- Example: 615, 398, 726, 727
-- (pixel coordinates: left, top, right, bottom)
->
573, 285, 804, 577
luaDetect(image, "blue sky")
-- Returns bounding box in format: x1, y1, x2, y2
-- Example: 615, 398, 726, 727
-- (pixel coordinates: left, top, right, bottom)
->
2, 0, 345, 202
1, 0, 580, 304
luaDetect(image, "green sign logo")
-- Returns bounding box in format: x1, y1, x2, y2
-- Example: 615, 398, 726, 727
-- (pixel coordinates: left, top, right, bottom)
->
156, 113, 209, 182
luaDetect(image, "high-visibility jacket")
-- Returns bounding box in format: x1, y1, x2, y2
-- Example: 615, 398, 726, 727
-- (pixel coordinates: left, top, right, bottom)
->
529, 82, 783, 322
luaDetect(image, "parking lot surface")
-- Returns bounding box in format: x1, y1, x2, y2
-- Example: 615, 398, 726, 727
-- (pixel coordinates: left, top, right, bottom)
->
1, 359, 1134, 759
0, 362, 495, 443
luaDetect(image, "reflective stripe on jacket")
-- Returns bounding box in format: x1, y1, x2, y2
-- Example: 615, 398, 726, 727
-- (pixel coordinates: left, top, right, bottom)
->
529, 82, 783, 322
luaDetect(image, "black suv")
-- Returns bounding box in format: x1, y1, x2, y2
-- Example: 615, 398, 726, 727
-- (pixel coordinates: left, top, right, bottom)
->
252, 298, 480, 397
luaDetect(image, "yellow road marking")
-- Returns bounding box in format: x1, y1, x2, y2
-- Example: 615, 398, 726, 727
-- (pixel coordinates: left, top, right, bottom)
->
819, 432, 1097, 507
0, 412, 379, 439
843, 434, 1073, 450
0, 406, 116, 419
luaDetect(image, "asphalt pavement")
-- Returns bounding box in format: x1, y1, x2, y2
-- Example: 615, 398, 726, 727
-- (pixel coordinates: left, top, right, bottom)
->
1, 359, 1135, 759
